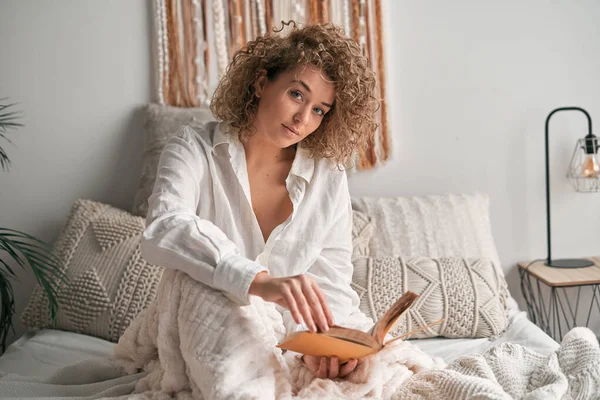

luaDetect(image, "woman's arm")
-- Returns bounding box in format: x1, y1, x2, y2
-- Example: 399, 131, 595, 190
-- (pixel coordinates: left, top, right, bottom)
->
141, 126, 267, 305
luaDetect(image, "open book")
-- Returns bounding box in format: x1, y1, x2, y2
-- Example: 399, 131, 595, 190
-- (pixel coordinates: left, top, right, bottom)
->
277, 291, 443, 362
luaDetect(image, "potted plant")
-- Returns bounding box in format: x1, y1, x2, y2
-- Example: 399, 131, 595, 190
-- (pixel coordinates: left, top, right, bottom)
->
0, 98, 66, 354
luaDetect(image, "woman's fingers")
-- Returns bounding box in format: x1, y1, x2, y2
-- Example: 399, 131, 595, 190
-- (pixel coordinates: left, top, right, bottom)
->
301, 278, 329, 332
302, 356, 358, 379
312, 281, 335, 326
281, 286, 302, 325
339, 359, 359, 377
317, 357, 328, 379
290, 283, 317, 332
328, 357, 339, 379
270, 275, 332, 333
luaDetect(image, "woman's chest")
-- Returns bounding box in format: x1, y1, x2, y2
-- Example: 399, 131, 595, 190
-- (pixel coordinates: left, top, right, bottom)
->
247, 167, 293, 243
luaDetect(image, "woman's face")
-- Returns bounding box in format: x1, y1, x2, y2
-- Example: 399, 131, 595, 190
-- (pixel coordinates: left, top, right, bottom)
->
252, 65, 336, 149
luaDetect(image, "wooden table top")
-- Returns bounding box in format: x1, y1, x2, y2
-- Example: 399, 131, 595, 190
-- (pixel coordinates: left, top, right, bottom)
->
518, 257, 600, 287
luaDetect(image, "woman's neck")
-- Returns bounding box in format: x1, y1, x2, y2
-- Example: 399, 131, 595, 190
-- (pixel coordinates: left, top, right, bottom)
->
243, 132, 295, 169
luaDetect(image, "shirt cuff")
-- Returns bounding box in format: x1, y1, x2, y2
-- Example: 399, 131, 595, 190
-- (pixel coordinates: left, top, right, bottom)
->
213, 253, 267, 305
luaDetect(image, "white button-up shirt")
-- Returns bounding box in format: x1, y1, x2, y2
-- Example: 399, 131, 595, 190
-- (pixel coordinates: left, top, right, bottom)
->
141, 122, 361, 333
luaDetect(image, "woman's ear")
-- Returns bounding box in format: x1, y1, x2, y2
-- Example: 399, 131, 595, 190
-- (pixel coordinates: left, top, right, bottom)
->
253, 69, 268, 98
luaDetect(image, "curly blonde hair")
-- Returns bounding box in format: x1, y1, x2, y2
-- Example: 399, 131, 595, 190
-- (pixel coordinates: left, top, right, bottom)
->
210, 22, 379, 165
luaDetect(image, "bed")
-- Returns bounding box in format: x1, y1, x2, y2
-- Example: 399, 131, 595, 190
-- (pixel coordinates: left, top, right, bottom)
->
0, 295, 560, 398
0, 296, 557, 376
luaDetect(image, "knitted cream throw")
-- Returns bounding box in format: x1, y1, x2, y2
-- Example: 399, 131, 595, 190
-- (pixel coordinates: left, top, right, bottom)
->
111, 269, 600, 399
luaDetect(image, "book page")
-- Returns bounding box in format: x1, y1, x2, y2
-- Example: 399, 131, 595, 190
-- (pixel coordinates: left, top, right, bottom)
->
322, 326, 379, 349
371, 291, 419, 346
383, 318, 445, 346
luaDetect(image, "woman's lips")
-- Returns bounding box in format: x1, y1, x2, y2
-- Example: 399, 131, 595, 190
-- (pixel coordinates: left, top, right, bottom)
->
283, 124, 300, 135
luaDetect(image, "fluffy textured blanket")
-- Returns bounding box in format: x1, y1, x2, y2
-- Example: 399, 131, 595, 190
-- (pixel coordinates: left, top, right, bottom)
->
111, 269, 600, 399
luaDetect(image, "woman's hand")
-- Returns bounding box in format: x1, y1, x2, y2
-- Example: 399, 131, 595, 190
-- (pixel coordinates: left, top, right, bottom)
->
249, 272, 334, 332
302, 355, 360, 379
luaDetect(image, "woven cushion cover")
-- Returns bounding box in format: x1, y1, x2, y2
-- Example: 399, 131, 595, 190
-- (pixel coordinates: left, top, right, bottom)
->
352, 256, 509, 339
21, 199, 164, 342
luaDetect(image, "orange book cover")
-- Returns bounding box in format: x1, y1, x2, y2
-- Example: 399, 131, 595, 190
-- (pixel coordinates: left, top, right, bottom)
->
277, 291, 442, 362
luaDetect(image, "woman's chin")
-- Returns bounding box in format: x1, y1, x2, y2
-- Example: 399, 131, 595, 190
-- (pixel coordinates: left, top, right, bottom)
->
273, 137, 299, 149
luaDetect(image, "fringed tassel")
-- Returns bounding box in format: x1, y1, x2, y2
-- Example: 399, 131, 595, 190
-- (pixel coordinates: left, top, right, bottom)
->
265, 0, 273, 33
165, 0, 181, 106
309, 0, 319, 24
159, 0, 170, 105
374, 0, 389, 161
182, 0, 198, 107
153, 0, 166, 105
213, 0, 229, 78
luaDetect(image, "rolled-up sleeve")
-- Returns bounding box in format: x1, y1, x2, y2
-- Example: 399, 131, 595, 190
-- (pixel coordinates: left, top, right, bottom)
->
141, 126, 266, 305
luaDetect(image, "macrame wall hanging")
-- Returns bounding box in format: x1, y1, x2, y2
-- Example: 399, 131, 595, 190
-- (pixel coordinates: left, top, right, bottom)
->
152, 0, 389, 169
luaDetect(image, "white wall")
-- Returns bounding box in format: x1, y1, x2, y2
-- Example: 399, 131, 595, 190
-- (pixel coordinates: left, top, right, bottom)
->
350, 0, 600, 328
1, 0, 599, 345
0, 0, 152, 345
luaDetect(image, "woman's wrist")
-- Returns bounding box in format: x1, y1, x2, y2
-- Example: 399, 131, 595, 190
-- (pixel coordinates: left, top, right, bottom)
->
248, 271, 270, 296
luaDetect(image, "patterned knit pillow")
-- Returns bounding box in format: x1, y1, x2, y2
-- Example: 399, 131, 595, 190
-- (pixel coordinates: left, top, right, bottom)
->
21, 199, 164, 342
351, 210, 373, 261
132, 104, 214, 217
351, 256, 509, 339
351, 193, 510, 305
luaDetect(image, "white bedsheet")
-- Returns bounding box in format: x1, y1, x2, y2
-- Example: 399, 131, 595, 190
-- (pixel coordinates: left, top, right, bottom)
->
0, 330, 115, 377
410, 311, 559, 363
0, 297, 558, 377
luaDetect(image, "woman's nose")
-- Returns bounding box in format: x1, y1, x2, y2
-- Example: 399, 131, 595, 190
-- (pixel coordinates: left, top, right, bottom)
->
294, 107, 310, 125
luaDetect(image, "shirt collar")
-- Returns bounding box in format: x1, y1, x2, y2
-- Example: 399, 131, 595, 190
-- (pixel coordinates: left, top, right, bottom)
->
290, 145, 315, 184
210, 122, 315, 184
211, 122, 231, 156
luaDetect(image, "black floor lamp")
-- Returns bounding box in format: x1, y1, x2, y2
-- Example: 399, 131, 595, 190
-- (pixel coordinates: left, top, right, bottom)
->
544, 106, 599, 268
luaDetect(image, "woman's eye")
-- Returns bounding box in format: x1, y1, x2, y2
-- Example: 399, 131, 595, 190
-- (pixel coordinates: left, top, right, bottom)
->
314, 107, 325, 116
290, 90, 302, 100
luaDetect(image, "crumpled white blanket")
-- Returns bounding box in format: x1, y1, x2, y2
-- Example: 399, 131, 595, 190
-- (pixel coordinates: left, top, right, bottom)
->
112, 269, 444, 399
111, 269, 600, 399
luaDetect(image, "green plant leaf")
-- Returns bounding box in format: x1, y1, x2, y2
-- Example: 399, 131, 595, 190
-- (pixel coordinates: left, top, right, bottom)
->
0, 99, 23, 173
0, 269, 16, 354
0, 228, 67, 353
0, 258, 17, 278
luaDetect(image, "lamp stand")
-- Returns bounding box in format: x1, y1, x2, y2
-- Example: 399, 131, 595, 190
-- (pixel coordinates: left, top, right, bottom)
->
545, 107, 594, 268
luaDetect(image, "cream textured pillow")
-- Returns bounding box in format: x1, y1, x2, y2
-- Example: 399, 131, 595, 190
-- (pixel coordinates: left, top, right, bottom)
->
351, 194, 501, 264
21, 199, 164, 342
352, 256, 508, 339
351, 193, 509, 302
132, 104, 215, 217
351, 210, 373, 261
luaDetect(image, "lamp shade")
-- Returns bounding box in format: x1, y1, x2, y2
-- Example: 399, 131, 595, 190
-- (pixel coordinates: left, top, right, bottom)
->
567, 133, 600, 193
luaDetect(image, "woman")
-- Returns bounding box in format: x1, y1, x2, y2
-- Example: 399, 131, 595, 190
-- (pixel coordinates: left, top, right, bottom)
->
141, 22, 378, 382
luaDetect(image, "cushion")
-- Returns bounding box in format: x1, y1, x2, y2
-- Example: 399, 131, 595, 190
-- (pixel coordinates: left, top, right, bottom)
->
351, 194, 501, 265
352, 256, 509, 339
132, 104, 215, 217
351, 193, 509, 302
351, 210, 374, 261
21, 199, 164, 342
